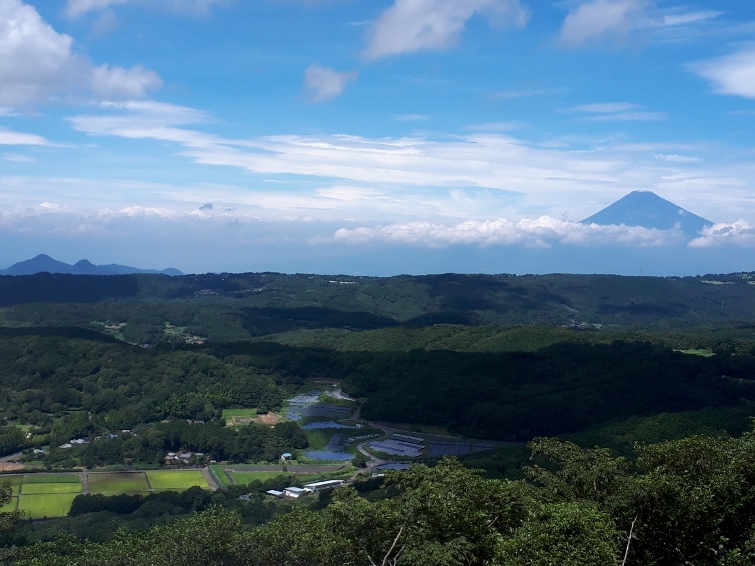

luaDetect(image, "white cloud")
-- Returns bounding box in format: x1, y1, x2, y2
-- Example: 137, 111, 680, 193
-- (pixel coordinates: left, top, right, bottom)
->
465, 121, 524, 131
0, 128, 50, 146
662, 11, 722, 27
653, 153, 699, 163
2, 153, 34, 162
566, 102, 641, 113
565, 102, 667, 121
66, 102, 755, 223
558, 2, 725, 47
0, 0, 161, 108
393, 114, 430, 122
688, 221, 755, 248
65, 0, 127, 19
364, 0, 529, 60
585, 111, 667, 121
492, 87, 554, 99
333, 216, 683, 247
558, 0, 658, 47
689, 47, 755, 99
65, 0, 228, 18
303, 65, 358, 103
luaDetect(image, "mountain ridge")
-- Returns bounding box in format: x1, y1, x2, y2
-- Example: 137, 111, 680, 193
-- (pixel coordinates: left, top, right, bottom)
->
0, 254, 183, 276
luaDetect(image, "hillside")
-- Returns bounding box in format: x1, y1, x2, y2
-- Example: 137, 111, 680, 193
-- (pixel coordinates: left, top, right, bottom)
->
1, 271, 755, 346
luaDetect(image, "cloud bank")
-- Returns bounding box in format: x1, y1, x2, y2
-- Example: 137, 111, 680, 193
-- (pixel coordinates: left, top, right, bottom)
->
333, 217, 686, 248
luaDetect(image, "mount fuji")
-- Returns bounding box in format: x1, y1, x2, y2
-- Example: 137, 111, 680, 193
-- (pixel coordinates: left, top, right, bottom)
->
582, 191, 713, 238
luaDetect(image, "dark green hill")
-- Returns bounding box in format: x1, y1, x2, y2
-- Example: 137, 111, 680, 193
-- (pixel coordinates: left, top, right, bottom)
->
2, 271, 755, 345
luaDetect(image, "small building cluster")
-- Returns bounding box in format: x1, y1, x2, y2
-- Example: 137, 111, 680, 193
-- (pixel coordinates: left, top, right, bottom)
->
265, 479, 345, 499
164, 451, 205, 465
59, 437, 91, 449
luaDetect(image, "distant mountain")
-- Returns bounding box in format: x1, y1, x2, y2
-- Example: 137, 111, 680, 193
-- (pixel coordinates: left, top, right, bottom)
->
582, 191, 713, 237
1, 254, 183, 276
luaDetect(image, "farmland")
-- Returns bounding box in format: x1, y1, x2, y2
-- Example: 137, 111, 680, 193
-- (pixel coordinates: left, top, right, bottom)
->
88, 472, 150, 494
1, 470, 211, 519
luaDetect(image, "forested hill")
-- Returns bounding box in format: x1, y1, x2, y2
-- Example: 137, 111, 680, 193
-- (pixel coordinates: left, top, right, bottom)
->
2, 271, 755, 344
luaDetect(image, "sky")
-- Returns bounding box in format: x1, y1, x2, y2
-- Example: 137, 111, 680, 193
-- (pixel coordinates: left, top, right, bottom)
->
1, 0, 755, 275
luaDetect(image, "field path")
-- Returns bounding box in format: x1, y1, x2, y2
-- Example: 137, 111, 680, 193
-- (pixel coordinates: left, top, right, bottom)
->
201, 467, 219, 491
81, 470, 90, 494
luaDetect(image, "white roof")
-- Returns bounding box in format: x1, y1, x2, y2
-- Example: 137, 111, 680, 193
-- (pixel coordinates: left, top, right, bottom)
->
303, 480, 344, 489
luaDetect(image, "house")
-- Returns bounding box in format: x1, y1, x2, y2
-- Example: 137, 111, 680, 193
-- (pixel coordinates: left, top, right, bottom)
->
280, 453, 293, 461
283, 487, 308, 498
265, 490, 284, 498
303, 480, 345, 493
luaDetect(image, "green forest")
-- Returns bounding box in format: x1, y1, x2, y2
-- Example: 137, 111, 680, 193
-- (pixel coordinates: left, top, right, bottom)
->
1, 270, 755, 563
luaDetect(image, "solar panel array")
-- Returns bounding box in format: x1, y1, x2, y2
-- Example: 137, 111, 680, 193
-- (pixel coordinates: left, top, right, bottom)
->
428, 442, 495, 457
368, 437, 424, 457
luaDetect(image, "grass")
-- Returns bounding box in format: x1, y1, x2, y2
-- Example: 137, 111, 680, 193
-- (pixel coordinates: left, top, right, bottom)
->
0, 497, 18, 513
210, 465, 233, 487
21, 482, 82, 495
146, 470, 208, 490
229, 471, 293, 484
677, 348, 716, 357
23, 473, 81, 484
1, 476, 24, 495
223, 408, 258, 425
19, 493, 78, 519
89, 472, 149, 494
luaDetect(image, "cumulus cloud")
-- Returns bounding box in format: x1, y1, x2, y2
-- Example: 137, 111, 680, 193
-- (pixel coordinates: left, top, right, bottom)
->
303, 65, 358, 103
689, 47, 755, 99
688, 221, 755, 248
65, 0, 228, 18
364, 0, 529, 59
558, 0, 658, 47
0, 0, 161, 108
333, 217, 684, 248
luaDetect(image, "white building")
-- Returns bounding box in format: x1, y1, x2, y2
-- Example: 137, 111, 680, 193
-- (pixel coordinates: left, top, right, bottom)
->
303, 480, 345, 493
283, 487, 308, 498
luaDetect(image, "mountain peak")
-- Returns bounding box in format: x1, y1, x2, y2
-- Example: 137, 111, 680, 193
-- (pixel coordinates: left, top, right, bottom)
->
581, 191, 712, 237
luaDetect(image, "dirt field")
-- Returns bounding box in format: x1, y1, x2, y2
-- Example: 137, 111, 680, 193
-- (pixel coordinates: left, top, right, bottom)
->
256, 413, 281, 425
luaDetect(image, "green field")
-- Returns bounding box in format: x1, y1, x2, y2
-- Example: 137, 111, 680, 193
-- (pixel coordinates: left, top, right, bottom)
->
21, 481, 82, 495
678, 348, 716, 357
0, 497, 18, 513
223, 408, 258, 425
89, 472, 150, 494
19, 494, 79, 519
229, 471, 294, 484
23, 473, 81, 484
3, 476, 24, 495
146, 470, 208, 490
209, 465, 233, 487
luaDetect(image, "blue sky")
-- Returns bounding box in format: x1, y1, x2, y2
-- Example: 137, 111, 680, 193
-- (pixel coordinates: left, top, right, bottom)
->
1, 0, 755, 275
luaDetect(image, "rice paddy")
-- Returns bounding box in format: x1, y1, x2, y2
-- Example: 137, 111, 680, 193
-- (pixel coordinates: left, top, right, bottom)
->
0, 469, 212, 519
146, 470, 209, 490
89, 472, 150, 494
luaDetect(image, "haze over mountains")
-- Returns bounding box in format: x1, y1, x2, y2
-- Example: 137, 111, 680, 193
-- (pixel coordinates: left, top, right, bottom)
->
0, 254, 182, 276
0, 192, 735, 277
